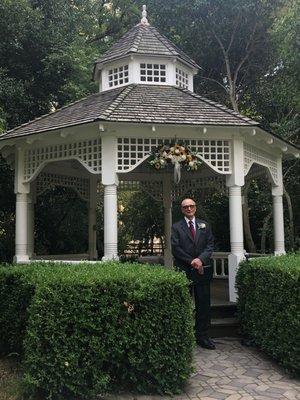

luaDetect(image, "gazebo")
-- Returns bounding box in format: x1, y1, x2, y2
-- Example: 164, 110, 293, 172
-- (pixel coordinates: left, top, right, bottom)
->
0, 7, 298, 301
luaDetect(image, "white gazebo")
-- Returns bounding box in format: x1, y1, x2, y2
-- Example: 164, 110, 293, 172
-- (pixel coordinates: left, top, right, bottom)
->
0, 7, 298, 301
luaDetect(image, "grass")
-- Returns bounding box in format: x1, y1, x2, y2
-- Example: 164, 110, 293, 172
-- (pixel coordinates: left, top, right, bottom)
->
0, 356, 23, 400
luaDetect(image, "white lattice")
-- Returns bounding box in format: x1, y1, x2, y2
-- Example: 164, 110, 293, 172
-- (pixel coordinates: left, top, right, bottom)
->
36, 173, 90, 201
119, 181, 140, 191
119, 176, 226, 202
176, 67, 189, 89
140, 63, 166, 83
117, 138, 231, 173
108, 64, 129, 88
244, 143, 278, 184
172, 176, 226, 200
24, 138, 101, 181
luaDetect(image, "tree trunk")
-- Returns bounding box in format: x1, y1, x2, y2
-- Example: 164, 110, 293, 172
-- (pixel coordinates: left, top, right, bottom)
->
261, 211, 272, 253
242, 180, 256, 253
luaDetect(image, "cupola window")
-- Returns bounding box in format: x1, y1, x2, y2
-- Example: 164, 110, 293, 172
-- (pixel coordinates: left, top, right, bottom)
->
176, 67, 189, 89
108, 65, 129, 87
140, 63, 166, 83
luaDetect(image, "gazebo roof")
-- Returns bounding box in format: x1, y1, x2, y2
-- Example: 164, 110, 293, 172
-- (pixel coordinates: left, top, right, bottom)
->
93, 23, 200, 72
0, 85, 259, 140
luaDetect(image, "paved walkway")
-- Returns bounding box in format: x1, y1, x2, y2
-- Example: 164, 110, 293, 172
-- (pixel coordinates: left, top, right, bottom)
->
103, 338, 299, 400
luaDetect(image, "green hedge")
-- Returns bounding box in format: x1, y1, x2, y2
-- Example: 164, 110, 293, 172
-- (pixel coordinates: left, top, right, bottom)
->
0, 262, 80, 355
236, 254, 300, 375
0, 262, 194, 398
0, 263, 43, 355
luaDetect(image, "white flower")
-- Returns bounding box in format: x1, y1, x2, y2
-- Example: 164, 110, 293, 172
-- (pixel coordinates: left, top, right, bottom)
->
198, 222, 206, 229
188, 161, 194, 167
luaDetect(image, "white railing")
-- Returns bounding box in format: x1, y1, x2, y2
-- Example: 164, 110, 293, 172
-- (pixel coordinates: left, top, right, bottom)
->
32, 253, 89, 261
212, 252, 268, 278
212, 252, 229, 278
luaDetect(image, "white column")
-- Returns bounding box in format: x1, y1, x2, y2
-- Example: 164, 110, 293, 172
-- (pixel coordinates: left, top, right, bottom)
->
272, 194, 285, 255
272, 157, 285, 255
88, 176, 98, 260
228, 185, 245, 302
102, 184, 118, 260
226, 138, 245, 302
27, 195, 35, 258
14, 146, 30, 263
101, 132, 119, 261
163, 176, 173, 267
14, 193, 30, 263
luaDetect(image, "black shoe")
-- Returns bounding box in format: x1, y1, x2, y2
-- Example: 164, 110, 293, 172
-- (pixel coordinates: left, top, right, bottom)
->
197, 338, 216, 350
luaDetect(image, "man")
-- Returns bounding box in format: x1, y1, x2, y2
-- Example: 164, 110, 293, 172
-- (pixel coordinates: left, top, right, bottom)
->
171, 198, 215, 350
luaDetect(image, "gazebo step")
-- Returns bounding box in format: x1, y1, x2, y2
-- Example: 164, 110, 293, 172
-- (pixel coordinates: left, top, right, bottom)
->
211, 303, 237, 319
209, 317, 240, 338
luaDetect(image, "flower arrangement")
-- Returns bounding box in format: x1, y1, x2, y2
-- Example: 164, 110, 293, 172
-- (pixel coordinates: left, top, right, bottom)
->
149, 142, 202, 183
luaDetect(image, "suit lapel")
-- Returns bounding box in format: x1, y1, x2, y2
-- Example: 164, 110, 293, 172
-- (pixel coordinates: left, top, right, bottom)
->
194, 218, 202, 245
180, 219, 194, 243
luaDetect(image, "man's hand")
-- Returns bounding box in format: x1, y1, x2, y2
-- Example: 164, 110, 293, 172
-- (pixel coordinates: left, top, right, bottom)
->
191, 258, 204, 274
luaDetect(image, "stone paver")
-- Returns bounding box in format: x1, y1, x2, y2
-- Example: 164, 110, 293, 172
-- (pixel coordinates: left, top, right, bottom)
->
102, 338, 299, 400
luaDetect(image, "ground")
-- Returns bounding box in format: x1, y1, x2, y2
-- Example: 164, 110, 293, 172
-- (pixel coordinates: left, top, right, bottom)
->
1, 338, 299, 400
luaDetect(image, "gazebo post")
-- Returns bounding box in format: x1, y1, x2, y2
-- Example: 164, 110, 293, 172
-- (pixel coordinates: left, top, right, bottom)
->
226, 139, 245, 302
163, 175, 173, 267
101, 134, 119, 261
14, 147, 30, 263
27, 182, 36, 258
88, 175, 98, 260
272, 157, 286, 255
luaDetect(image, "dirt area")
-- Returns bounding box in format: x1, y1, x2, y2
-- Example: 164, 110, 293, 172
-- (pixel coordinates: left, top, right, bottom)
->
0, 357, 23, 400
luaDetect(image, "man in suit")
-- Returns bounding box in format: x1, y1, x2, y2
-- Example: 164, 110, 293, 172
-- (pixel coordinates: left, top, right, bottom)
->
171, 198, 215, 349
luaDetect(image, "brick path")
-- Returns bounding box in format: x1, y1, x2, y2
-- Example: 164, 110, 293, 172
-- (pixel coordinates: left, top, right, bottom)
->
103, 338, 299, 400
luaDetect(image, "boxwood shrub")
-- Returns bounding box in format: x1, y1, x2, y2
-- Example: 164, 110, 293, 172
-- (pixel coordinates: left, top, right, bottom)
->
0, 262, 84, 355
236, 254, 300, 375
0, 262, 194, 399
0, 263, 43, 355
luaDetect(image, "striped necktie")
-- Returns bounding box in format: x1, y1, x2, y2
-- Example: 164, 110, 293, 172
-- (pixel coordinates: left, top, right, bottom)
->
189, 220, 195, 239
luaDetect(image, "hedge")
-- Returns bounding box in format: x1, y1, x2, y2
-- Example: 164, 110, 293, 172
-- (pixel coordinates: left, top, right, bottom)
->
0, 262, 194, 399
236, 254, 300, 375
0, 262, 84, 355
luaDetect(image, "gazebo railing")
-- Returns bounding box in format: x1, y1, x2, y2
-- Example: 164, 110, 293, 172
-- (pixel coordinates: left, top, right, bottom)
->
212, 252, 229, 278
212, 252, 267, 278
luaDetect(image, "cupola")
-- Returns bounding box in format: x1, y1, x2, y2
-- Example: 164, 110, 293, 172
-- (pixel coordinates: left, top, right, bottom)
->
93, 5, 200, 92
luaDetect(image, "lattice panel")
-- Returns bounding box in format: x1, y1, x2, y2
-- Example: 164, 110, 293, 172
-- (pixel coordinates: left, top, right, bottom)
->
140, 63, 166, 83
24, 139, 101, 181
172, 176, 227, 200
117, 138, 231, 173
119, 177, 226, 202
140, 181, 163, 201
244, 143, 278, 184
176, 67, 189, 89
36, 173, 90, 201
108, 64, 129, 88
119, 181, 140, 191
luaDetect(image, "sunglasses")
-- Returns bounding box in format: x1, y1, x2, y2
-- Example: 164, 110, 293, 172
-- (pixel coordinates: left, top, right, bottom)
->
182, 204, 196, 210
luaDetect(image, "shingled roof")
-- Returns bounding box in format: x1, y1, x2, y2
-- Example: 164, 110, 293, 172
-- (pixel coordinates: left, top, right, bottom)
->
0, 85, 259, 141
94, 23, 200, 70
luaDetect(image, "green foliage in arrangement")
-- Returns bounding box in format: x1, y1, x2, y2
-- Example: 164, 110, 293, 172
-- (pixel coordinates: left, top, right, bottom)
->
236, 254, 300, 375
0, 262, 194, 399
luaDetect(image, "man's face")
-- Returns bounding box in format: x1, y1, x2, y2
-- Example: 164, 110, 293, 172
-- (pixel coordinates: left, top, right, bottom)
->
181, 199, 196, 220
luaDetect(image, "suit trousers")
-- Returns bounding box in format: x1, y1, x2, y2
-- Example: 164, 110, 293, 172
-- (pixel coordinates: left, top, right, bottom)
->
190, 281, 211, 340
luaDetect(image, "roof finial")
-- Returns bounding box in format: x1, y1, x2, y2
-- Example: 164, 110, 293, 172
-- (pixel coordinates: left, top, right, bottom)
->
140, 5, 149, 25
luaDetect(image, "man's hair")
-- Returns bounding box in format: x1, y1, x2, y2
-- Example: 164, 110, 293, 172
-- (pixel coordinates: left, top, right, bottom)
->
181, 197, 196, 206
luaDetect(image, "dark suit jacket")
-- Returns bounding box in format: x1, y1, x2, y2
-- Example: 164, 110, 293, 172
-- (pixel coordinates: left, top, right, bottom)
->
171, 218, 214, 284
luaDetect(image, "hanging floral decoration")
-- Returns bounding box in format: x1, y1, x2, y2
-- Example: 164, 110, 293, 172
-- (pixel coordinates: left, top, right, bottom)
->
148, 143, 202, 184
